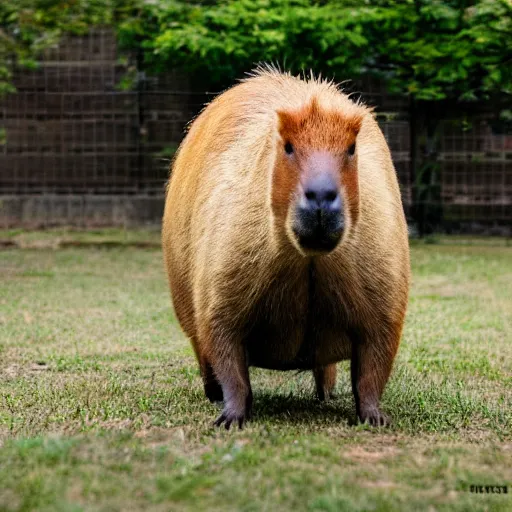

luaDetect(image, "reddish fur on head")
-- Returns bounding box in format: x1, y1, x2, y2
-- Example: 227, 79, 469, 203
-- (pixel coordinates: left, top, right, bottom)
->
277, 97, 363, 151
272, 97, 364, 248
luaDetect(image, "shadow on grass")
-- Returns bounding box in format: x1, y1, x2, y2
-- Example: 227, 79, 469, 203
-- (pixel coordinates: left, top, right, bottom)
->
250, 390, 357, 426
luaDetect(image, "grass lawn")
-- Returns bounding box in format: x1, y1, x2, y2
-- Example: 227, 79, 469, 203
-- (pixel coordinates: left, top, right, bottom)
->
0, 232, 511, 511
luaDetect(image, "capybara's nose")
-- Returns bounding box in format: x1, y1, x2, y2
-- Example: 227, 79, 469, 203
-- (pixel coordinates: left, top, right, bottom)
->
294, 173, 344, 253
303, 174, 341, 212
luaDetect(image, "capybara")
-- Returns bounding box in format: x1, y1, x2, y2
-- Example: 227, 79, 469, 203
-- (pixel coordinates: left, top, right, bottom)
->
162, 66, 410, 429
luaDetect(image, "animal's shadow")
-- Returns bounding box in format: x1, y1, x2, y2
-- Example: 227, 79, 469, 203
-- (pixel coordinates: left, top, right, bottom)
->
247, 390, 358, 426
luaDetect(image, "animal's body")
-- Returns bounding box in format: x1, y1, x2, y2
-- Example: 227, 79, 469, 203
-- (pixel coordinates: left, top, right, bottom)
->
162, 67, 410, 428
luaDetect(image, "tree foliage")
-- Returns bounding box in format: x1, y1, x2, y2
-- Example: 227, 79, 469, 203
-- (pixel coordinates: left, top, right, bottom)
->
118, 0, 378, 87
116, 0, 511, 103
373, 0, 512, 102
2, 0, 510, 103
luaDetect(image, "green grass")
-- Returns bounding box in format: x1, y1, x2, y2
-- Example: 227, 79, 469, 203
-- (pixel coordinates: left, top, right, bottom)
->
1, 234, 511, 511
0, 227, 161, 248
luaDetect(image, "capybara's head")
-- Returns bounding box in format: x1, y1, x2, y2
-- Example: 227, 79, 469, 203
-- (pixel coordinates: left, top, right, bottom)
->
272, 97, 365, 256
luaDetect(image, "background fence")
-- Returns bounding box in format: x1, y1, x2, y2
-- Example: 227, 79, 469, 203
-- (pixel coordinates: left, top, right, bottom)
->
0, 29, 510, 234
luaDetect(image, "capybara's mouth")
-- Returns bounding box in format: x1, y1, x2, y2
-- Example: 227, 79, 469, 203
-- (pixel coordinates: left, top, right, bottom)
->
294, 227, 342, 252
293, 208, 344, 253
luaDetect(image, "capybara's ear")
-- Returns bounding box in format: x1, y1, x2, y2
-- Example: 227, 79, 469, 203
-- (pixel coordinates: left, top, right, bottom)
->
276, 109, 299, 140
347, 114, 363, 137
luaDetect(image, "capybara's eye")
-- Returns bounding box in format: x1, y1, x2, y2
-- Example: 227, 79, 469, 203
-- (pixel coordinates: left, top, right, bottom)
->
348, 143, 356, 156
284, 142, 294, 155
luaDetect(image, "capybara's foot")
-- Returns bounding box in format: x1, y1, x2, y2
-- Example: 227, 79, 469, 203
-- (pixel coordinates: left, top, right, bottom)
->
204, 380, 223, 403
316, 388, 328, 402
358, 405, 390, 427
316, 387, 337, 402
213, 409, 247, 430
317, 390, 337, 401
213, 392, 252, 430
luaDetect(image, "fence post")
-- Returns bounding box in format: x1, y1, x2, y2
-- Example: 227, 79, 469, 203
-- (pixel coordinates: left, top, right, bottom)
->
409, 97, 418, 236
136, 49, 147, 191
409, 99, 443, 236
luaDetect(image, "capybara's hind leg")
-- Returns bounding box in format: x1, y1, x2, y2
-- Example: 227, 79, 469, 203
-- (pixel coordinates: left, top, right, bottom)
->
189, 335, 224, 403
201, 360, 223, 403
204, 326, 252, 429
351, 328, 399, 426
313, 364, 337, 401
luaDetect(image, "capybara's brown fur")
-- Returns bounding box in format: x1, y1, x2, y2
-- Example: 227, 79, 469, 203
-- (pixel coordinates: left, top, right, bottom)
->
162, 67, 410, 429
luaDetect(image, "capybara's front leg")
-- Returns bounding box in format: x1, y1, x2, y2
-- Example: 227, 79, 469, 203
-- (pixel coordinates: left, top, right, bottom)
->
204, 328, 252, 429
313, 364, 337, 401
350, 329, 398, 426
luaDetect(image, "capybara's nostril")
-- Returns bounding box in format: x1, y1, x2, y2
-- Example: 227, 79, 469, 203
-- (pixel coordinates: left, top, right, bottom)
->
303, 173, 340, 210
323, 190, 338, 203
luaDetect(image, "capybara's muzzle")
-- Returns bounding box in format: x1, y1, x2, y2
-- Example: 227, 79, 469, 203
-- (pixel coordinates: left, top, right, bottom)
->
292, 174, 344, 253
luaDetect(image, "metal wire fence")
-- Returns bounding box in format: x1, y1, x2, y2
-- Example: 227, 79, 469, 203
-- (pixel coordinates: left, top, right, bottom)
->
0, 29, 510, 233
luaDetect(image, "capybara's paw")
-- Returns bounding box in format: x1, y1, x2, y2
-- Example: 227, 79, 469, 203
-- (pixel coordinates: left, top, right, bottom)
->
358, 405, 390, 427
316, 388, 337, 402
316, 388, 328, 402
213, 409, 248, 430
213, 390, 253, 430
204, 380, 223, 403
316, 387, 327, 402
